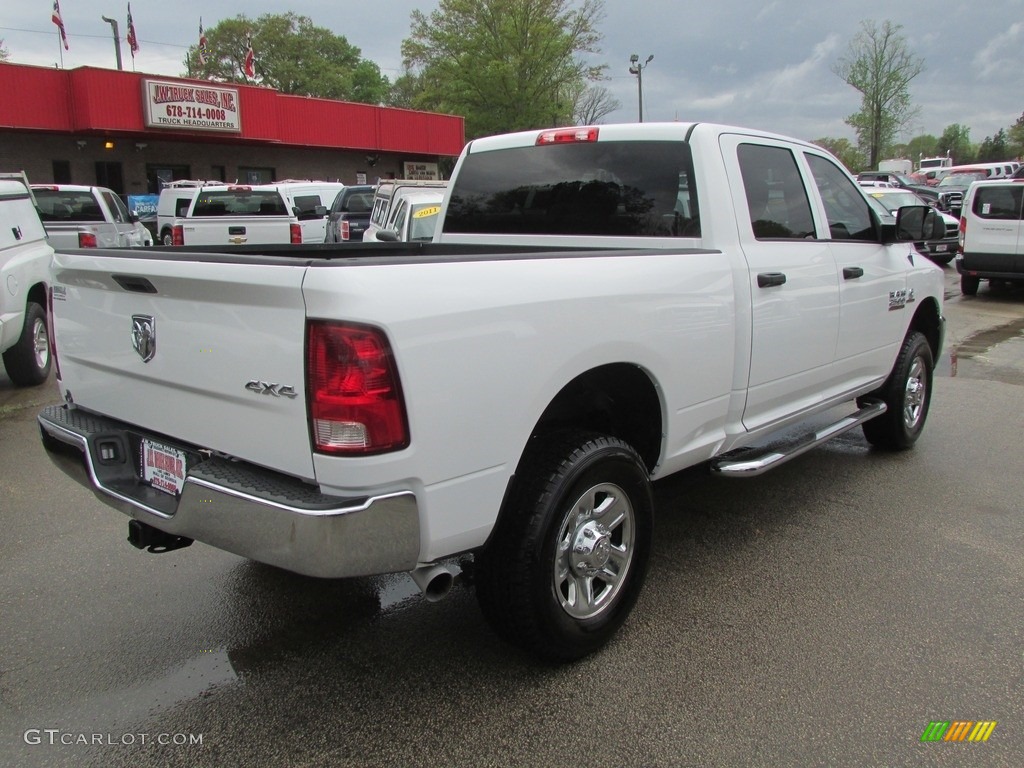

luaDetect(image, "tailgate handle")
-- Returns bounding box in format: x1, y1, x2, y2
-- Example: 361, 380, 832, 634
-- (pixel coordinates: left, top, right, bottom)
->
112, 274, 157, 294
228, 226, 247, 235
757, 272, 787, 288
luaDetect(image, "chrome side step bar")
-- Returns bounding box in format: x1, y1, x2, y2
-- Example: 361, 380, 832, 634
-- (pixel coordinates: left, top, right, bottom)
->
710, 399, 887, 478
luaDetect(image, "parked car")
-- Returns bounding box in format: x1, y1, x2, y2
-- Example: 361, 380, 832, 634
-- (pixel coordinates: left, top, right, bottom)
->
863, 187, 958, 264
363, 180, 448, 242
0, 173, 53, 386
325, 185, 375, 243
32, 184, 153, 248
856, 171, 938, 205
373, 189, 445, 242
956, 178, 1024, 295
934, 168, 992, 218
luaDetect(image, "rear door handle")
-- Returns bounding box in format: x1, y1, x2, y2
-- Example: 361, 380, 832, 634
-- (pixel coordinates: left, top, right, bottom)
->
843, 267, 864, 280
757, 272, 787, 288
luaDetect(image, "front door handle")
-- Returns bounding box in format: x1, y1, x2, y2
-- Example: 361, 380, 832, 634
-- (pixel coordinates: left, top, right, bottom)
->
757, 272, 787, 288
843, 267, 864, 280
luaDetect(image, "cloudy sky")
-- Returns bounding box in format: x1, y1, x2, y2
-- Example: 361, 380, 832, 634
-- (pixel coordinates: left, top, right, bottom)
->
3, 1, 1022, 146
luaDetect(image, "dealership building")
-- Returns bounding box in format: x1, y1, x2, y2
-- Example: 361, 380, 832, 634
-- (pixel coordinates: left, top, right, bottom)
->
0, 62, 466, 197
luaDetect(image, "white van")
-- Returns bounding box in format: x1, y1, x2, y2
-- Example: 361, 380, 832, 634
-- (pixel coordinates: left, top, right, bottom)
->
271, 181, 346, 243
956, 179, 1024, 295
156, 181, 206, 246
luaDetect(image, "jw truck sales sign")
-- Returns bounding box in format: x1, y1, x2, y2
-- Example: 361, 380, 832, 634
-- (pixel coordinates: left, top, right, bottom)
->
142, 79, 241, 133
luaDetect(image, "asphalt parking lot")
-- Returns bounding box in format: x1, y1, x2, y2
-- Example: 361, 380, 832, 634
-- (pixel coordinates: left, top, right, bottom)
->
1, 267, 1022, 767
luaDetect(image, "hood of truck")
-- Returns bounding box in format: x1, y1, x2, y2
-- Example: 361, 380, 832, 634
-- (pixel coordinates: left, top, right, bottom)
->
51, 251, 315, 480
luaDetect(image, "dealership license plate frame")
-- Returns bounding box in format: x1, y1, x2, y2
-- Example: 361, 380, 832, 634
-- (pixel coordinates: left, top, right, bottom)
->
140, 438, 188, 497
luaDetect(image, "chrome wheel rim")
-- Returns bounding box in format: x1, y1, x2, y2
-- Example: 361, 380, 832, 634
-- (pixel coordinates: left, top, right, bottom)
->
31, 317, 49, 371
553, 482, 635, 620
903, 356, 927, 429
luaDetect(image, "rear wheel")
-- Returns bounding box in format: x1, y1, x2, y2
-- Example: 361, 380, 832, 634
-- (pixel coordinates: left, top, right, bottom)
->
960, 274, 980, 296
475, 431, 653, 662
160, 229, 173, 246
2, 302, 51, 386
860, 331, 933, 450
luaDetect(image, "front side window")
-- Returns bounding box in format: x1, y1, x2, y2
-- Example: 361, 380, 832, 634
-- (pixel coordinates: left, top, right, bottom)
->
445, 140, 700, 237
737, 144, 815, 239
805, 153, 875, 240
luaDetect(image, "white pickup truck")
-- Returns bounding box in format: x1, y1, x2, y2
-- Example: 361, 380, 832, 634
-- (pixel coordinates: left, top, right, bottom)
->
171, 181, 343, 246
38, 122, 947, 660
32, 184, 153, 249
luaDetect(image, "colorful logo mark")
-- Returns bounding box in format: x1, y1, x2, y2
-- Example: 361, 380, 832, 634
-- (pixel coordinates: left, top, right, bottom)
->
921, 721, 997, 742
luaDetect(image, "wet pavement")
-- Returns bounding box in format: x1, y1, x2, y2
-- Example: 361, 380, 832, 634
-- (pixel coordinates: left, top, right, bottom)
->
2, 263, 1022, 767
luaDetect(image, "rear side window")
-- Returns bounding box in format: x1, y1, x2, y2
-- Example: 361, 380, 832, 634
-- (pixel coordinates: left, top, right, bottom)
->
972, 186, 1024, 220
444, 140, 700, 237
737, 144, 816, 239
293, 194, 325, 220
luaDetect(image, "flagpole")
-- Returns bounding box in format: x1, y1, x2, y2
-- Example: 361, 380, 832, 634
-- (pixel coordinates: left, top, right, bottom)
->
57, 30, 64, 68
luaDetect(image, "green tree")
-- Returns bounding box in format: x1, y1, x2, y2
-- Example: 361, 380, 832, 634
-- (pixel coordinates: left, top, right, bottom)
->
812, 137, 866, 173
975, 129, 1009, 163
0, 40, 9, 62
400, 0, 607, 140
832, 20, 924, 169
937, 124, 973, 165
181, 13, 389, 104
1007, 112, 1024, 159
906, 134, 938, 165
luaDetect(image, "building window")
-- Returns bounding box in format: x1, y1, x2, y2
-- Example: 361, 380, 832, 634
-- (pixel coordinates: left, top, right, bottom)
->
52, 160, 71, 184
211, 165, 226, 182
239, 167, 275, 184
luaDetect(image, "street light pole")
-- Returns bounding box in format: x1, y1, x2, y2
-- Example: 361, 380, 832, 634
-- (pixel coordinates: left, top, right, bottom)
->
101, 16, 123, 71
628, 53, 654, 122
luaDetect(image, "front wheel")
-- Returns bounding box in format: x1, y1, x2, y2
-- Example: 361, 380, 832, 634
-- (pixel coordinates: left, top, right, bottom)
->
2, 302, 51, 386
475, 431, 653, 662
859, 331, 933, 450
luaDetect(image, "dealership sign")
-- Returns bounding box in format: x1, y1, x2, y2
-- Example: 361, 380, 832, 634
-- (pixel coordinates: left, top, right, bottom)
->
142, 79, 241, 132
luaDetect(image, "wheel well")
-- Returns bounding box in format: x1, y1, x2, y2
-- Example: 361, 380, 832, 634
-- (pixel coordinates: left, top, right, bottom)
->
27, 282, 47, 310
909, 297, 942, 358
529, 363, 662, 472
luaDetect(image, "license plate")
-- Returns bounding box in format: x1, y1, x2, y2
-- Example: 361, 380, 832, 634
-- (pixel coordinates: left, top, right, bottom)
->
935, 244, 948, 252
141, 438, 188, 496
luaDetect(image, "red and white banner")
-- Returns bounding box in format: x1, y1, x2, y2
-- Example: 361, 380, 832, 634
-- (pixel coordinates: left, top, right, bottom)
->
244, 35, 255, 79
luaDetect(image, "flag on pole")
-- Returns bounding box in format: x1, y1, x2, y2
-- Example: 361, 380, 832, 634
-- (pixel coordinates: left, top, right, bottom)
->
52, 0, 69, 51
198, 19, 208, 66
244, 34, 255, 79
127, 4, 139, 57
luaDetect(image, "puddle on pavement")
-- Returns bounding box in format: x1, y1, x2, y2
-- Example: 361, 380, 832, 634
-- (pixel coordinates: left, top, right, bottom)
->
939, 317, 1024, 385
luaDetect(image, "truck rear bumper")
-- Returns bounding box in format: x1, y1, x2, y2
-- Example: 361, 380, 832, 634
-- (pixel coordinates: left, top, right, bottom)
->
38, 404, 420, 578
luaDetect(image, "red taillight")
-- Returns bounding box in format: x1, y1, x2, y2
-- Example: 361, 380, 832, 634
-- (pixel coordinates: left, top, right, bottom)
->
958, 216, 966, 253
290, 222, 302, 244
536, 127, 599, 145
172, 224, 184, 246
306, 321, 409, 455
77, 231, 97, 248
340, 220, 350, 240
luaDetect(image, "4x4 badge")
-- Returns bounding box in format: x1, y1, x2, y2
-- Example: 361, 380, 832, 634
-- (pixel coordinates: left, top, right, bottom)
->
131, 314, 156, 362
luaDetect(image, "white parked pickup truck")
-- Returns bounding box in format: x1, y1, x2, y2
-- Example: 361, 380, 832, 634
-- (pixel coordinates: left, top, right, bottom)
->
171, 181, 343, 246
38, 122, 947, 660
33, 184, 153, 249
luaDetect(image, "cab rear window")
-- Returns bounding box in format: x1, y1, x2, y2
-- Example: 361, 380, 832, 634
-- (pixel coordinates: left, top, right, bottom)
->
33, 190, 104, 222
444, 140, 700, 237
192, 190, 287, 216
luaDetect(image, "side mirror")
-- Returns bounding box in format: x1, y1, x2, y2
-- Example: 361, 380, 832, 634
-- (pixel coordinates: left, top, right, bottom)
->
315, 205, 328, 217
376, 228, 399, 242
895, 205, 945, 241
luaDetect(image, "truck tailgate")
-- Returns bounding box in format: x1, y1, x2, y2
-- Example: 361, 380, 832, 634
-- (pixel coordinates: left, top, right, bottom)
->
51, 251, 315, 480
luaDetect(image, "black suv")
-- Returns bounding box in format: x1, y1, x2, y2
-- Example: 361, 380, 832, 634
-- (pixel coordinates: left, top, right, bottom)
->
325, 185, 375, 243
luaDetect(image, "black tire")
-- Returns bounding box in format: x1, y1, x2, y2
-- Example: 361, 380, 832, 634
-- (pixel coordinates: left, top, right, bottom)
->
475, 431, 653, 662
859, 331, 933, 450
960, 274, 980, 296
2, 302, 51, 386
